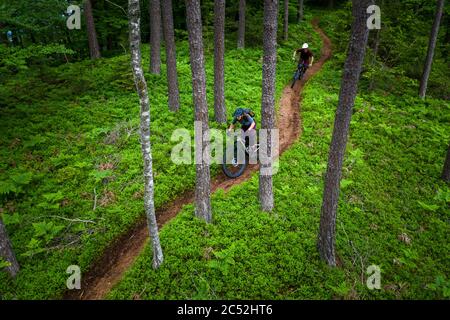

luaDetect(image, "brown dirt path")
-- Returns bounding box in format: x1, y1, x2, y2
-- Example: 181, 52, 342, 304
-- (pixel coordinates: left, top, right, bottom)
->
64, 19, 332, 300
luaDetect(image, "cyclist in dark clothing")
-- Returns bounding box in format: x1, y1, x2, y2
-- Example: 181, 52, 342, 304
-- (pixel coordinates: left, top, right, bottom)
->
293, 43, 314, 68
227, 108, 257, 152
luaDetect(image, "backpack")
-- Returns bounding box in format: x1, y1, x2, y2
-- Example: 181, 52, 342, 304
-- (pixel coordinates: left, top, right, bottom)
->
243, 108, 256, 118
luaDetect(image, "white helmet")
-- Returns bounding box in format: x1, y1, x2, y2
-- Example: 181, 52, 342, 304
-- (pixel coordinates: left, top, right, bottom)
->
302, 43, 309, 49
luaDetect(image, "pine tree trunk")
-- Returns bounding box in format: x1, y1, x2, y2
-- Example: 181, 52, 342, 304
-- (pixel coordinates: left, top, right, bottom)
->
0, 218, 20, 277
149, 0, 162, 75
283, 0, 289, 41
442, 142, 450, 183
214, 0, 227, 123
419, 0, 445, 99
84, 0, 101, 59
186, 0, 212, 223
237, 0, 246, 49
128, 0, 164, 269
318, 0, 372, 267
297, 0, 304, 23
259, 0, 278, 213
161, 0, 180, 111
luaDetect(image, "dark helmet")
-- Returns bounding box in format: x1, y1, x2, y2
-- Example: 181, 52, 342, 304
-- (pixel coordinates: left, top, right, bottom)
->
233, 108, 244, 118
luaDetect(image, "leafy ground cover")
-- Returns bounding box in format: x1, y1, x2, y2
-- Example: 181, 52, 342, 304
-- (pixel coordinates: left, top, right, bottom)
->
107, 11, 450, 299
0, 14, 321, 299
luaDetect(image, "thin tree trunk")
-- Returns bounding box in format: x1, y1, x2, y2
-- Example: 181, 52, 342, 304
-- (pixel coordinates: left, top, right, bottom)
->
297, 0, 304, 23
318, 0, 373, 267
0, 219, 20, 277
442, 142, 450, 182
186, 0, 212, 223
419, 0, 445, 99
149, 0, 162, 75
214, 0, 227, 123
283, 0, 289, 41
259, 0, 278, 213
84, 0, 101, 59
128, 0, 164, 269
237, 0, 246, 49
161, 0, 180, 111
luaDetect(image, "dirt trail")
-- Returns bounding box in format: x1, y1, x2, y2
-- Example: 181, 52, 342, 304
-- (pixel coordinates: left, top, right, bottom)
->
64, 20, 332, 300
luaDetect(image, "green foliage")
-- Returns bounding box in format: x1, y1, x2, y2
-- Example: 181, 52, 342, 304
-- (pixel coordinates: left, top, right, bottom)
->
0, 4, 448, 301
0, 258, 12, 269
2, 213, 22, 226
108, 13, 449, 300
0, 170, 33, 196
0, 44, 75, 75
0, 13, 314, 299
427, 275, 450, 298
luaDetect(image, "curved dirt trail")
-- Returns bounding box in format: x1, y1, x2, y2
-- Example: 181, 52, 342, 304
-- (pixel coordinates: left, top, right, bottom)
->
64, 19, 332, 300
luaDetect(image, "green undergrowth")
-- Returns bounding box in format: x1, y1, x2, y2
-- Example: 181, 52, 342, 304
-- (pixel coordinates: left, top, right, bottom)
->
0, 12, 320, 299
108, 16, 449, 299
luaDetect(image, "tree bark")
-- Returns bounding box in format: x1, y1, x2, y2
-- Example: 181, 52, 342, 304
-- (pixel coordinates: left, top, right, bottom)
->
214, 0, 227, 123
149, 0, 162, 75
318, 0, 373, 267
161, 0, 180, 111
128, 0, 164, 269
0, 218, 20, 277
84, 0, 101, 59
237, 0, 246, 49
442, 142, 450, 183
283, 0, 289, 41
259, 0, 278, 213
297, 0, 304, 23
186, 0, 212, 223
419, 0, 445, 99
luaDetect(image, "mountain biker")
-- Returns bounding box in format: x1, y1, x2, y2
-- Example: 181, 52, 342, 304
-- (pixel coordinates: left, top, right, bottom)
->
292, 43, 314, 70
227, 108, 257, 152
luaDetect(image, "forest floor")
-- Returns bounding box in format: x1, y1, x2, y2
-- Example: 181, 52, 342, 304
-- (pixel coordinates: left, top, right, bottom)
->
65, 20, 333, 300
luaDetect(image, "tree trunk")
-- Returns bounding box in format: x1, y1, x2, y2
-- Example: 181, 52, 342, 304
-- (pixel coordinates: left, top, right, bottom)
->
419, 0, 445, 99
128, 0, 164, 269
259, 0, 278, 213
214, 0, 227, 123
149, 0, 162, 75
318, 0, 373, 267
0, 218, 20, 277
237, 0, 246, 49
297, 0, 304, 23
186, 0, 212, 223
442, 142, 450, 183
283, 0, 289, 41
161, 0, 180, 111
84, 0, 101, 59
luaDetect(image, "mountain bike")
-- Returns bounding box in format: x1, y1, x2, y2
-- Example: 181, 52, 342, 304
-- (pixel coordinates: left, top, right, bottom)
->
291, 62, 308, 88
222, 133, 259, 178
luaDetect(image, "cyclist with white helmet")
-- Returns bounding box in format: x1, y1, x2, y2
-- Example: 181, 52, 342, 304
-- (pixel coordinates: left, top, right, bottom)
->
293, 43, 314, 68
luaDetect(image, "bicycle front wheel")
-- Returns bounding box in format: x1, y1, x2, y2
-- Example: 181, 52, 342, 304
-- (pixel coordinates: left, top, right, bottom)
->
222, 143, 248, 178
